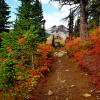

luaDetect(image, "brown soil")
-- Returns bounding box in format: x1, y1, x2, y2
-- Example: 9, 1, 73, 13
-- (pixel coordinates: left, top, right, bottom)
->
28, 55, 97, 100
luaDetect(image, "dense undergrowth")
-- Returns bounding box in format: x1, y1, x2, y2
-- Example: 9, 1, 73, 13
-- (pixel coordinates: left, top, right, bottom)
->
0, 30, 54, 100
65, 27, 100, 90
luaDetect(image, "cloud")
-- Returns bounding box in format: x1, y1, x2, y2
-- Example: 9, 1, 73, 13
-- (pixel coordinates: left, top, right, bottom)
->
44, 10, 69, 29
41, 0, 70, 11
42, 2, 71, 29
41, 0, 50, 4
41, 0, 60, 9
41, 0, 71, 28
13, 0, 20, 4
44, 14, 59, 29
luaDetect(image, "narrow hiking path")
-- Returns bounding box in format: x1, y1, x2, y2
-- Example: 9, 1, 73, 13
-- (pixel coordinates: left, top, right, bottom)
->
29, 51, 97, 100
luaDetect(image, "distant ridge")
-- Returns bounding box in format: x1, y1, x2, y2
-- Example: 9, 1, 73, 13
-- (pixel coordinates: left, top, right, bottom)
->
46, 25, 68, 34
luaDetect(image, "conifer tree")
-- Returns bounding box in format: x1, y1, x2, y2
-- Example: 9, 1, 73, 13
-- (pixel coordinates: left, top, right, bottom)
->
74, 17, 80, 33
0, 0, 10, 33
14, 0, 46, 37
68, 8, 74, 39
30, 0, 45, 37
89, 0, 100, 27
14, 0, 32, 33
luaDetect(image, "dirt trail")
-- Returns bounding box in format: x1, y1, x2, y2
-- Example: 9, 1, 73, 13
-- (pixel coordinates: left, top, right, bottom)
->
29, 54, 97, 100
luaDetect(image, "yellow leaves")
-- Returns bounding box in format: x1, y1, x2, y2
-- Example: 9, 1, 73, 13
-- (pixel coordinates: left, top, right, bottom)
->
65, 37, 80, 50
90, 27, 100, 40
37, 43, 54, 53
23, 33, 29, 39
7, 46, 13, 53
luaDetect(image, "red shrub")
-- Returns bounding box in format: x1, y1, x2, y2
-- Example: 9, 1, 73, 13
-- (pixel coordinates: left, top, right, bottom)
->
18, 38, 25, 43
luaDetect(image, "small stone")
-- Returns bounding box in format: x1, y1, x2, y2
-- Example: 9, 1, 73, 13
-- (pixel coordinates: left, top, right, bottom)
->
53, 51, 67, 57
60, 80, 66, 83
58, 51, 65, 57
26, 96, 30, 99
97, 98, 100, 100
66, 98, 69, 100
90, 89, 95, 93
70, 85, 75, 88
53, 52, 58, 56
65, 69, 69, 72
58, 60, 61, 62
84, 73, 88, 76
48, 90, 53, 96
97, 95, 100, 100
82, 93, 91, 97
96, 91, 100, 94
96, 95, 100, 98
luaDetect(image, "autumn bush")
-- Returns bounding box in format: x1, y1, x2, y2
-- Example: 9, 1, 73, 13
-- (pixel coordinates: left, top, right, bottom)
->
65, 27, 100, 90
33, 43, 54, 75
65, 28, 100, 63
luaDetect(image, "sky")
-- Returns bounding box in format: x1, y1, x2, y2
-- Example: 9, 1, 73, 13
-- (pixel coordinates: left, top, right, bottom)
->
6, 0, 71, 29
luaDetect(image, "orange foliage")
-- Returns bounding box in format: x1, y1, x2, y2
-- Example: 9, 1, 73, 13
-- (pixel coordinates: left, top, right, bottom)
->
16, 63, 24, 68
91, 27, 100, 36
72, 49, 88, 65
32, 43, 54, 77
65, 28, 100, 65
65, 37, 80, 50
18, 38, 25, 43
37, 43, 54, 54
39, 66, 50, 75
90, 28, 100, 55
90, 27, 100, 41
93, 47, 100, 55
35, 43, 53, 65
31, 70, 41, 76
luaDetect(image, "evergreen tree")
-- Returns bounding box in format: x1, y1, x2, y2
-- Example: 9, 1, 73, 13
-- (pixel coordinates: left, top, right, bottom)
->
89, 0, 100, 28
30, 0, 46, 37
62, 5, 80, 38
0, 0, 10, 33
68, 8, 74, 39
74, 16, 80, 36
14, 0, 32, 33
14, 0, 46, 37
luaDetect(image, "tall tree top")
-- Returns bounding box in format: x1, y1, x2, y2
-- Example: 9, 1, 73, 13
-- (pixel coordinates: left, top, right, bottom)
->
0, 0, 10, 33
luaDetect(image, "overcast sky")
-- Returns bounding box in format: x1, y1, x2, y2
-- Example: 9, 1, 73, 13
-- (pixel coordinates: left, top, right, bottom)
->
6, 0, 71, 29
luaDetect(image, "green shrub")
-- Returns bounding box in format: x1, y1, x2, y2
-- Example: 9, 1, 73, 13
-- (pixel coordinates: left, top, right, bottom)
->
0, 60, 16, 90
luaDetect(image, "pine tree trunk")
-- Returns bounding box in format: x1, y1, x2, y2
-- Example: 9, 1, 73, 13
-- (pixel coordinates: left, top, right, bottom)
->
80, 0, 89, 41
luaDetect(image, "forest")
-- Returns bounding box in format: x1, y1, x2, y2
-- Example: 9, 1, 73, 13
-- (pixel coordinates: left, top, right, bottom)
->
0, 0, 100, 100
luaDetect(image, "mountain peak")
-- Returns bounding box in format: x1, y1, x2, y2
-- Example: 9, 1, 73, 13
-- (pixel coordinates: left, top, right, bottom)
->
46, 25, 68, 34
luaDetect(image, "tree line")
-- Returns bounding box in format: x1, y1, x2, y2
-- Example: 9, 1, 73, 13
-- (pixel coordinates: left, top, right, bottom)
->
0, 0, 45, 36
0, 0, 100, 41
